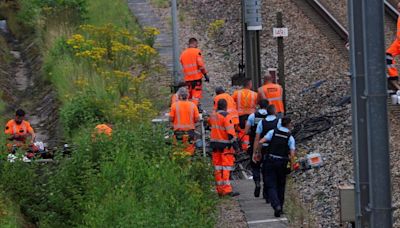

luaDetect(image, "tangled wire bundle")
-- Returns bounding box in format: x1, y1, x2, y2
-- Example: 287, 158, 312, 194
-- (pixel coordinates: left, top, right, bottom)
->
292, 116, 333, 143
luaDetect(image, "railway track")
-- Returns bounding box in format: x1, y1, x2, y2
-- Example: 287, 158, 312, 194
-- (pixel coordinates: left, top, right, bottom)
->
385, 0, 399, 21
292, 0, 348, 53
294, 0, 399, 51
295, 0, 400, 114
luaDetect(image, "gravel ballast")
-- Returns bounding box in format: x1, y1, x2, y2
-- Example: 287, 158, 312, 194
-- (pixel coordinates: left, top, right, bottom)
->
178, 0, 352, 226
154, 0, 399, 226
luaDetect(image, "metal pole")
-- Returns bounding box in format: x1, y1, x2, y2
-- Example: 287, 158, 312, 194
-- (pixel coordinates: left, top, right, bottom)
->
348, 0, 370, 226
254, 30, 261, 88
201, 119, 206, 157
245, 30, 261, 89
362, 0, 392, 226
171, 0, 181, 86
276, 12, 286, 109
243, 0, 262, 90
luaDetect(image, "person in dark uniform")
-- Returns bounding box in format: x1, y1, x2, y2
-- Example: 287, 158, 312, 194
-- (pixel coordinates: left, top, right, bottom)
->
257, 117, 296, 217
253, 104, 281, 203
243, 99, 269, 197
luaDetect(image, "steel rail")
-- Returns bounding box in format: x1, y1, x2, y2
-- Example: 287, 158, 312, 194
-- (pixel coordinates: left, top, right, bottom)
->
304, 0, 348, 41
385, 0, 399, 21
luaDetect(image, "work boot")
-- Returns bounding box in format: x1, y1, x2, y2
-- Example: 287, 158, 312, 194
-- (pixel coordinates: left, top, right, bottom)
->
254, 181, 261, 197
263, 190, 270, 204
274, 206, 282, 218
227, 191, 240, 197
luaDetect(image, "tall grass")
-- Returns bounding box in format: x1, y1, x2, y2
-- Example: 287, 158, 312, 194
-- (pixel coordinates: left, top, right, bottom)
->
0, 194, 24, 227
86, 0, 140, 29
0, 0, 218, 227
0, 125, 217, 227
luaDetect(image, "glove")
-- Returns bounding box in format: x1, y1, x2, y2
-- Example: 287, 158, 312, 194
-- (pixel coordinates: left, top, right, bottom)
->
252, 151, 262, 163
204, 74, 210, 83
232, 140, 240, 152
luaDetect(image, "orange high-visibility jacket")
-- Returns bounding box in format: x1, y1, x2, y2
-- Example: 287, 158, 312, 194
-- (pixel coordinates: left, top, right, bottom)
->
386, 17, 400, 78
213, 93, 238, 121
208, 110, 236, 150
180, 48, 207, 82
169, 100, 200, 131
258, 83, 285, 113
95, 124, 113, 137
5, 120, 34, 141
232, 89, 258, 116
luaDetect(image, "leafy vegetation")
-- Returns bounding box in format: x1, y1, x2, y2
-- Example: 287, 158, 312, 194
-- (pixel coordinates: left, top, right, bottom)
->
0, 0, 217, 227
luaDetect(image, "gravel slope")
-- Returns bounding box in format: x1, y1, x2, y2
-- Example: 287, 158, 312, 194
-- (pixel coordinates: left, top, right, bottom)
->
179, 0, 351, 227
158, 0, 399, 226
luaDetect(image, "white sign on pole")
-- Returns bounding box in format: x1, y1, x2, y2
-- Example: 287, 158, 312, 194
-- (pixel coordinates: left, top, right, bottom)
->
273, 28, 288, 37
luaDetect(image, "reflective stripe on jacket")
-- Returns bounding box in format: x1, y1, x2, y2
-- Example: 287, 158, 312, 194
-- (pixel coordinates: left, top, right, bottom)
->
232, 89, 257, 116
169, 100, 199, 131
213, 93, 239, 123
5, 120, 32, 136
180, 48, 207, 82
258, 83, 285, 113
208, 110, 237, 149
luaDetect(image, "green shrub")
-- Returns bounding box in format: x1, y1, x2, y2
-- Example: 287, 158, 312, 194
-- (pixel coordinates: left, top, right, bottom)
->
0, 194, 23, 227
18, 0, 87, 27
0, 0, 218, 227
60, 92, 108, 136
81, 125, 217, 227
0, 124, 216, 227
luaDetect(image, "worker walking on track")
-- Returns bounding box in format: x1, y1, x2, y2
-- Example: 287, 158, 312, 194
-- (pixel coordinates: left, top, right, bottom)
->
253, 105, 282, 202
258, 117, 296, 217
243, 99, 269, 198
258, 74, 285, 117
232, 78, 258, 128
169, 87, 200, 156
386, 2, 400, 91
180, 38, 209, 108
232, 79, 257, 151
213, 86, 239, 125
209, 99, 240, 197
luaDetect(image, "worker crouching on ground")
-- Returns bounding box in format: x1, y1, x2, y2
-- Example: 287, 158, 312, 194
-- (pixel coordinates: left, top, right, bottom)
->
93, 123, 113, 139
258, 117, 296, 217
258, 74, 285, 117
243, 99, 269, 198
253, 105, 282, 202
232, 78, 257, 151
169, 87, 200, 156
213, 86, 239, 125
5, 109, 36, 151
209, 99, 240, 197
180, 37, 209, 108
386, 2, 400, 91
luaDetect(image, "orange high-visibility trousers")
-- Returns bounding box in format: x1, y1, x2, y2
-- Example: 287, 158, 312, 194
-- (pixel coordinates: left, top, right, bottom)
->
173, 131, 195, 156
212, 148, 235, 195
186, 80, 202, 106
237, 128, 249, 151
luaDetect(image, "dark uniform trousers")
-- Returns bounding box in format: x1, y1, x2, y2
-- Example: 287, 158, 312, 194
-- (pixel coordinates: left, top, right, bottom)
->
263, 157, 289, 210
248, 140, 262, 183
